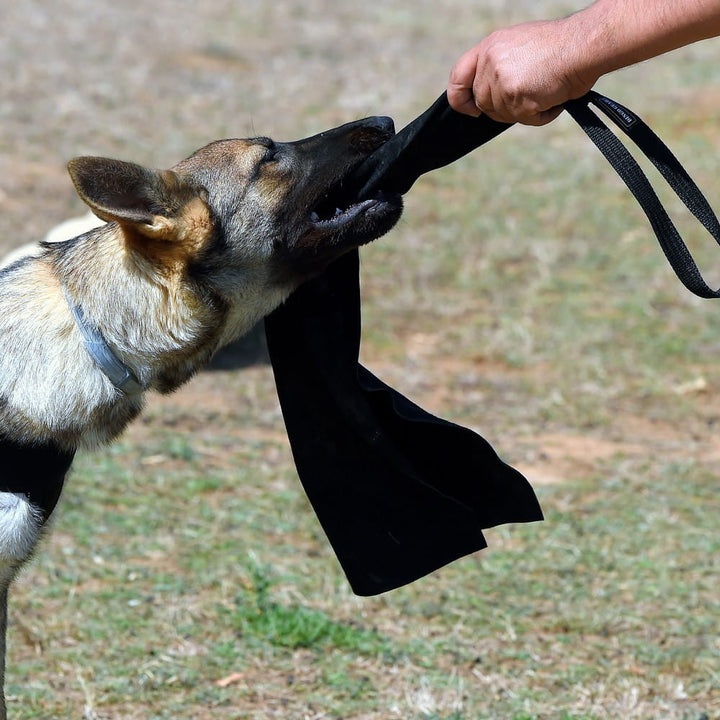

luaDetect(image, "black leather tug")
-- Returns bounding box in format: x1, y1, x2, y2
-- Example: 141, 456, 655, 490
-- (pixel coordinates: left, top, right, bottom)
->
0, 436, 74, 523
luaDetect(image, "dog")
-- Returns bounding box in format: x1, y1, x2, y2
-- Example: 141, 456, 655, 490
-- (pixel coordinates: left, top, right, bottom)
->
0, 115, 402, 717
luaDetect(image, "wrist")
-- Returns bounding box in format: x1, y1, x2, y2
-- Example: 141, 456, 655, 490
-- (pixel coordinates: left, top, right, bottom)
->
562, 0, 720, 81
556, 2, 621, 87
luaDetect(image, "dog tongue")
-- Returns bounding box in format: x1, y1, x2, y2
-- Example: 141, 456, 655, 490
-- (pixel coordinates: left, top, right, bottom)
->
265, 93, 541, 597
345, 91, 511, 200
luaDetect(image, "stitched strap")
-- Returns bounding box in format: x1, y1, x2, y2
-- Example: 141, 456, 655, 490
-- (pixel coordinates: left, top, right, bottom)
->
565, 91, 720, 299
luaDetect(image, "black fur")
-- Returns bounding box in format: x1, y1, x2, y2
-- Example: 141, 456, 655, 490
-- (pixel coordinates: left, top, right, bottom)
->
0, 436, 73, 522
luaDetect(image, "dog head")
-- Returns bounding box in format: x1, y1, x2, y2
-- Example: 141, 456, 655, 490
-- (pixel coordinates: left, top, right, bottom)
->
68, 117, 402, 302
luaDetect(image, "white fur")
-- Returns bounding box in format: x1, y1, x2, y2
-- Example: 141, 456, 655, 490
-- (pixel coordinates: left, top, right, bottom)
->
0, 494, 42, 586
0, 257, 129, 449
0, 494, 42, 562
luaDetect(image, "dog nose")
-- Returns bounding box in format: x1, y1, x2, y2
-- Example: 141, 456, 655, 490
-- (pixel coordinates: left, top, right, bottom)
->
366, 116, 395, 134
351, 117, 395, 154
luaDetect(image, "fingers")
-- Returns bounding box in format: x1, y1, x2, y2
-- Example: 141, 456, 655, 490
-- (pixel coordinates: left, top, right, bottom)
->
447, 92, 484, 118
475, 86, 565, 126
525, 105, 565, 126
447, 21, 591, 126
447, 48, 483, 117
448, 63, 561, 126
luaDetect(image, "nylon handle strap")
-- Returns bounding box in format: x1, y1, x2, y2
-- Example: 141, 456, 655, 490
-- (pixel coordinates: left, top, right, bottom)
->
565, 91, 720, 299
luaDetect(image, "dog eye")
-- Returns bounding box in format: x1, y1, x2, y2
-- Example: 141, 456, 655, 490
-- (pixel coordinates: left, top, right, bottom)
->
254, 138, 279, 165
261, 148, 279, 164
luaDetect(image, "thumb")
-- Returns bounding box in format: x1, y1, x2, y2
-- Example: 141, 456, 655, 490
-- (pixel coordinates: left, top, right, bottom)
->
446, 86, 482, 117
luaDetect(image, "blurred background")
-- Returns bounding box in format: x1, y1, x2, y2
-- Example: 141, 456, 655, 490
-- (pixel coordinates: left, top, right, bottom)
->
2, 1, 719, 718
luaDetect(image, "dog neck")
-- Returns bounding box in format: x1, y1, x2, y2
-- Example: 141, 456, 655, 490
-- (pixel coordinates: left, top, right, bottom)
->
62, 286, 147, 396
53, 225, 227, 391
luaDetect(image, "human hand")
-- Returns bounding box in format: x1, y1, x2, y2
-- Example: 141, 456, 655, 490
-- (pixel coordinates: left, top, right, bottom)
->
447, 19, 598, 125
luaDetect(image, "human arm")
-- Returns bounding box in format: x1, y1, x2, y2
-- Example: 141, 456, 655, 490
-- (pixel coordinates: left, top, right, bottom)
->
447, 0, 720, 125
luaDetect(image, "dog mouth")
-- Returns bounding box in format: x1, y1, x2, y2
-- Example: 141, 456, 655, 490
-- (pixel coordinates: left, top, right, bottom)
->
308, 190, 396, 231
279, 117, 404, 278
283, 182, 400, 280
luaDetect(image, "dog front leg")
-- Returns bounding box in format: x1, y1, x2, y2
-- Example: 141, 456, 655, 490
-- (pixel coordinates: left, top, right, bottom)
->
0, 582, 8, 720
0, 493, 45, 720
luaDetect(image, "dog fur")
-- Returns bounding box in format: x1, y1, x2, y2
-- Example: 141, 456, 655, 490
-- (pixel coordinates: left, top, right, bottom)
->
0, 116, 401, 717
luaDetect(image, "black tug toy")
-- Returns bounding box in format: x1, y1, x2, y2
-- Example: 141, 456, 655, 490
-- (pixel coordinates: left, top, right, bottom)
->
266, 93, 538, 596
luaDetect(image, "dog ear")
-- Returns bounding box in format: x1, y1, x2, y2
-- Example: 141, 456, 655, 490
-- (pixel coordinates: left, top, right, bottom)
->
67, 157, 202, 240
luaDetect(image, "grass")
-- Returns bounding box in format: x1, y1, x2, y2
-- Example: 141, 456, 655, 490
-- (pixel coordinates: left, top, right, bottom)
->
224, 558, 392, 655
8, 379, 720, 718
4, 2, 720, 719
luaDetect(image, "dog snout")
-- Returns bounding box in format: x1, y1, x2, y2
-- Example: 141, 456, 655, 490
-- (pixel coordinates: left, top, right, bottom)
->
362, 116, 395, 135
288, 116, 397, 170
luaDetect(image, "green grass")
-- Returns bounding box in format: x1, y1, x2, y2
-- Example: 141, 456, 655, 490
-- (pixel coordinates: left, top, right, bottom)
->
224, 559, 391, 655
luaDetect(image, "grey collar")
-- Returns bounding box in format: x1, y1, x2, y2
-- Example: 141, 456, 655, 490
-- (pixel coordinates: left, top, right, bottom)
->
63, 288, 147, 396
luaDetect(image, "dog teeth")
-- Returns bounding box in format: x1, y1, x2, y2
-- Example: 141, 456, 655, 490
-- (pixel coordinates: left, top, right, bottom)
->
310, 207, 348, 223
310, 199, 377, 226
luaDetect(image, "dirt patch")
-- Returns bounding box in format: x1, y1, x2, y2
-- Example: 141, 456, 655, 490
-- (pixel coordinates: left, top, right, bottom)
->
515, 432, 647, 485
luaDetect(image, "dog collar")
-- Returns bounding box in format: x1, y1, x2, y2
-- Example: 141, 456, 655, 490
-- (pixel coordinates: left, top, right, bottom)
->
63, 288, 146, 396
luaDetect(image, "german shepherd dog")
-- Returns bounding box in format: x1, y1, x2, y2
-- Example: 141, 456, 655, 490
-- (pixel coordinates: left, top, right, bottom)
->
0, 116, 402, 716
